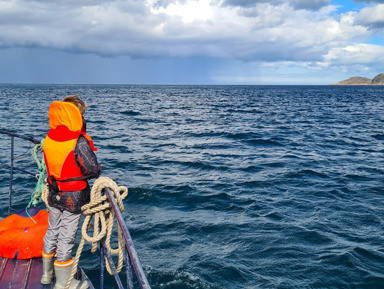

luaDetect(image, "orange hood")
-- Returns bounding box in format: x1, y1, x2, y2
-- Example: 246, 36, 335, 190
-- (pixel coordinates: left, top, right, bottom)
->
48, 101, 83, 132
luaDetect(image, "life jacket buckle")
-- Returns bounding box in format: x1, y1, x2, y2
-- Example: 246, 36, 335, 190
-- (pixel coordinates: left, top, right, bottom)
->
48, 175, 59, 193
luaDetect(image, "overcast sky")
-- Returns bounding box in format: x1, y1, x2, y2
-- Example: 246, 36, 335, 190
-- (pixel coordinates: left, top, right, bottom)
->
1, 0, 384, 85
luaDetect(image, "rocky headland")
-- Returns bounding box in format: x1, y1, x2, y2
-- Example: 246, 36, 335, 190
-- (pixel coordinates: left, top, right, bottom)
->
332, 73, 384, 85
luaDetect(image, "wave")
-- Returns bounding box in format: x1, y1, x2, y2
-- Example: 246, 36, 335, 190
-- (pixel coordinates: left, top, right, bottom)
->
120, 110, 141, 116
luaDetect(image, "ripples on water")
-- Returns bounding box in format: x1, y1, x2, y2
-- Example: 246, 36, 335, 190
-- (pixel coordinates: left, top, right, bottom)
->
1, 84, 384, 288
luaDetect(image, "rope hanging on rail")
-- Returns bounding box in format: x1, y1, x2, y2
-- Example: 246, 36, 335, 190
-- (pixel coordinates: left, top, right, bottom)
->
28, 140, 47, 207
64, 177, 129, 289
26, 140, 47, 223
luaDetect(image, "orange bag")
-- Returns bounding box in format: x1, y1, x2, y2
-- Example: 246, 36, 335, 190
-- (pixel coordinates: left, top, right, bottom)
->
0, 207, 49, 259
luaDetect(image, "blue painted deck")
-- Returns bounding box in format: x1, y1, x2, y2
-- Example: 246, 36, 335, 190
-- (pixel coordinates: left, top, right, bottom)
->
0, 257, 94, 289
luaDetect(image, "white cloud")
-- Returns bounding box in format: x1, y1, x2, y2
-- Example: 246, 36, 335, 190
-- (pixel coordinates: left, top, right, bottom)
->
222, 0, 331, 11
352, 4, 384, 30
323, 43, 384, 65
0, 0, 383, 75
150, 0, 214, 23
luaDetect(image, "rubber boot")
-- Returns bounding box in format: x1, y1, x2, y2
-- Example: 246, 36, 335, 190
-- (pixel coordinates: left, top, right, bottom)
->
41, 251, 55, 284
54, 260, 89, 289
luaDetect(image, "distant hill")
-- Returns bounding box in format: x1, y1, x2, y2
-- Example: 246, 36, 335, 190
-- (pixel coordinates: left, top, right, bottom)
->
332, 73, 384, 85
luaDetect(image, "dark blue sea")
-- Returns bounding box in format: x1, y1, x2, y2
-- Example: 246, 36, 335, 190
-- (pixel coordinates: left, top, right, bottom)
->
1, 84, 384, 289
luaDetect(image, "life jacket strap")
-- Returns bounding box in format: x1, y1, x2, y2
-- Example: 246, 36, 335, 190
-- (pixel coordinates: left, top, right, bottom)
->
47, 175, 92, 193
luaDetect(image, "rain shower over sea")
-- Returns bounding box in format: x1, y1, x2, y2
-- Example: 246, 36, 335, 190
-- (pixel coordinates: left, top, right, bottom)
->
1, 84, 384, 289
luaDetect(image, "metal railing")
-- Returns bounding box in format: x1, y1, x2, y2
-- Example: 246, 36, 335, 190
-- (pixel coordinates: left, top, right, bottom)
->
97, 187, 151, 289
0, 130, 40, 216
0, 130, 151, 289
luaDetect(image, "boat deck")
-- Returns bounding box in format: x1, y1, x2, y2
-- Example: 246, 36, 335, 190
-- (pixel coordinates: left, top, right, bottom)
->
0, 257, 94, 289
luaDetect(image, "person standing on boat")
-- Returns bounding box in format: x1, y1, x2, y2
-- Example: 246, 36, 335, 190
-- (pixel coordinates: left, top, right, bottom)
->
41, 95, 101, 289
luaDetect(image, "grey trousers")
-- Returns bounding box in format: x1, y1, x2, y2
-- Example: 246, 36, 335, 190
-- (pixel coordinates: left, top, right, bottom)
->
43, 206, 82, 262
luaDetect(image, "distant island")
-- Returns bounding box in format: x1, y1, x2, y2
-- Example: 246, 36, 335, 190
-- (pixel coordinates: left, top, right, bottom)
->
332, 73, 384, 85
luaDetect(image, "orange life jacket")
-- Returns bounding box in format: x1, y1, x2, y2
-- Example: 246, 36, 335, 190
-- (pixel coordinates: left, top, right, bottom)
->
43, 101, 88, 191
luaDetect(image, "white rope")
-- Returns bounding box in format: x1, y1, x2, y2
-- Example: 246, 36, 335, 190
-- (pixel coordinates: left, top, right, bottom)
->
42, 179, 50, 210
63, 177, 128, 289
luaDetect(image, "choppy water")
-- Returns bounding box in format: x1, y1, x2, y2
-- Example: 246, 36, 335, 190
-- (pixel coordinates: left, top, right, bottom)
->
1, 84, 384, 289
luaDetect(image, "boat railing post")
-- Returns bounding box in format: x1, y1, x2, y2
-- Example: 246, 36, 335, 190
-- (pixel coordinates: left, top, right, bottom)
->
1, 130, 41, 216
8, 135, 14, 216
99, 189, 127, 289
125, 247, 134, 289
101, 242, 125, 289
100, 240, 105, 289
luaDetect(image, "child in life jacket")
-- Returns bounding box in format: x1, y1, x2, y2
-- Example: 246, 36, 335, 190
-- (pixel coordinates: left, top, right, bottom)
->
41, 95, 101, 289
